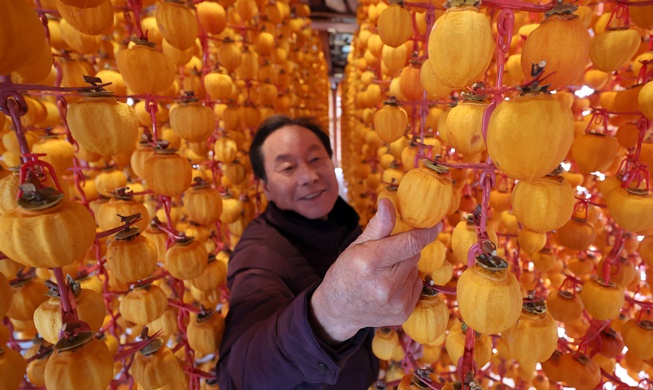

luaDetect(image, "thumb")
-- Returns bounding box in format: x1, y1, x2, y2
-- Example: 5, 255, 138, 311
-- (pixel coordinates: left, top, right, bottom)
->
354, 198, 396, 244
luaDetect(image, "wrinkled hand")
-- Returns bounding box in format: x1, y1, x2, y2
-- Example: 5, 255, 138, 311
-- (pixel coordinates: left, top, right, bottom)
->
310, 198, 443, 343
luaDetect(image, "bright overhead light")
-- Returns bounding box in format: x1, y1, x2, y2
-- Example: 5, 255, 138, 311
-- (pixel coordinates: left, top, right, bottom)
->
574, 85, 595, 98
591, 171, 606, 181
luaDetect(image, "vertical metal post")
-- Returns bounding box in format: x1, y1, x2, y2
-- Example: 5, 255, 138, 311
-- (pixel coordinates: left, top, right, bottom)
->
331, 79, 340, 168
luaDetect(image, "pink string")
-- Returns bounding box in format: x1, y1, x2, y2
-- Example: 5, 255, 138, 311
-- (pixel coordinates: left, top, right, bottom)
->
614, 0, 653, 5
398, 334, 420, 372
172, 278, 200, 390
112, 329, 163, 362
411, 9, 420, 55
574, 320, 611, 352
457, 325, 477, 384
145, 96, 160, 142
167, 298, 201, 314
632, 116, 651, 168
0, 84, 31, 158
606, 2, 631, 28
126, 0, 146, 41
184, 367, 217, 380
625, 293, 653, 309
584, 109, 611, 135
196, 15, 212, 106
18, 156, 65, 194
601, 228, 626, 283
2, 318, 22, 352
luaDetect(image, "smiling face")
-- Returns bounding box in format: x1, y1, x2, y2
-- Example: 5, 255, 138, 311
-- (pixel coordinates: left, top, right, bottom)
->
261, 124, 339, 219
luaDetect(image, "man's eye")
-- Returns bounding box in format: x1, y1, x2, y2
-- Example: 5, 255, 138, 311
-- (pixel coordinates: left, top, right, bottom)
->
280, 166, 294, 173
310, 157, 322, 163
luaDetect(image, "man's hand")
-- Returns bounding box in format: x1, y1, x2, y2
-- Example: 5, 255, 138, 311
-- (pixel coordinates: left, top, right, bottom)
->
310, 198, 443, 343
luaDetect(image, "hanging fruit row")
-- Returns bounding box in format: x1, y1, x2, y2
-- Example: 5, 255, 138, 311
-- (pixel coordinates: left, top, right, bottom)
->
341, 0, 653, 388
0, 0, 331, 389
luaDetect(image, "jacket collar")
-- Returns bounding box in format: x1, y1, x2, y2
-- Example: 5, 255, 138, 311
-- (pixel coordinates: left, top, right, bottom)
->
262, 197, 361, 275
264, 196, 359, 239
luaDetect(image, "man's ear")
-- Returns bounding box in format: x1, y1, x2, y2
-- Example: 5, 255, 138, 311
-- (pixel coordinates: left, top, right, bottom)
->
261, 179, 271, 199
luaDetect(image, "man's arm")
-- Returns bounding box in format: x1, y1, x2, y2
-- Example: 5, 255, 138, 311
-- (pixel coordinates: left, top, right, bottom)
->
217, 252, 369, 390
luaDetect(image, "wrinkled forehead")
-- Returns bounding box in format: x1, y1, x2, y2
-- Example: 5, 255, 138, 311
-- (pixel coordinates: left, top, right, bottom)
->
261, 125, 328, 162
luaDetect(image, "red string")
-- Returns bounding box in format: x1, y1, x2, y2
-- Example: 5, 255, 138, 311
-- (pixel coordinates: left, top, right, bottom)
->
457, 325, 477, 384
601, 228, 626, 283
606, 2, 631, 28
411, 9, 420, 55
398, 333, 420, 372
625, 293, 653, 310
632, 116, 651, 167
18, 156, 65, 194
1, 87, 31, 158
636, 59, 653, 84
95, 215, 144, 240
167, 298, 201, 314
184, 367, 217, 380
584, 108, 611, 135
112, 329, 163, 362
574, 320, 611, 353
126, 0, 146, 41
172, 277, 200, 390
573, 198, 590, 220
145, 96, 160, 142
2, 318, 22, 352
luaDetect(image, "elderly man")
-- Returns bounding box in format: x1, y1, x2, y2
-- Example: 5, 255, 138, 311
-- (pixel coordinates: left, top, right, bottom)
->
217, 115, 442, 389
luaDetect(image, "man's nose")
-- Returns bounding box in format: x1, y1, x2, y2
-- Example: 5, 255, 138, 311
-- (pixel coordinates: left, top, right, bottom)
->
297, 163, 319, 185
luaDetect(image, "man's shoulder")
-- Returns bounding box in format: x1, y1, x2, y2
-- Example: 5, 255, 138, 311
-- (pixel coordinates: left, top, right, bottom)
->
228, 215, 300, 273
234, 215, 291, 253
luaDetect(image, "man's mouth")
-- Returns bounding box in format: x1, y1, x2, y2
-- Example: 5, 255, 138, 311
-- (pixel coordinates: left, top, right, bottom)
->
299, 189, 325, 200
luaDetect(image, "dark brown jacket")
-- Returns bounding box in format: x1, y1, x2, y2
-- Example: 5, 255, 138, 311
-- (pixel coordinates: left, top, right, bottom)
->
217, 198, 379, 389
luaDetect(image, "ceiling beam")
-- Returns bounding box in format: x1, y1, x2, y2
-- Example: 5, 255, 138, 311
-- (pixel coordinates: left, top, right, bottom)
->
310, 19, 358, 33
309, 11, 356, 19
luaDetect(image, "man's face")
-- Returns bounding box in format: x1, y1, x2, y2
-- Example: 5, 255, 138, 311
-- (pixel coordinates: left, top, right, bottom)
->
261, 125, 339, 219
